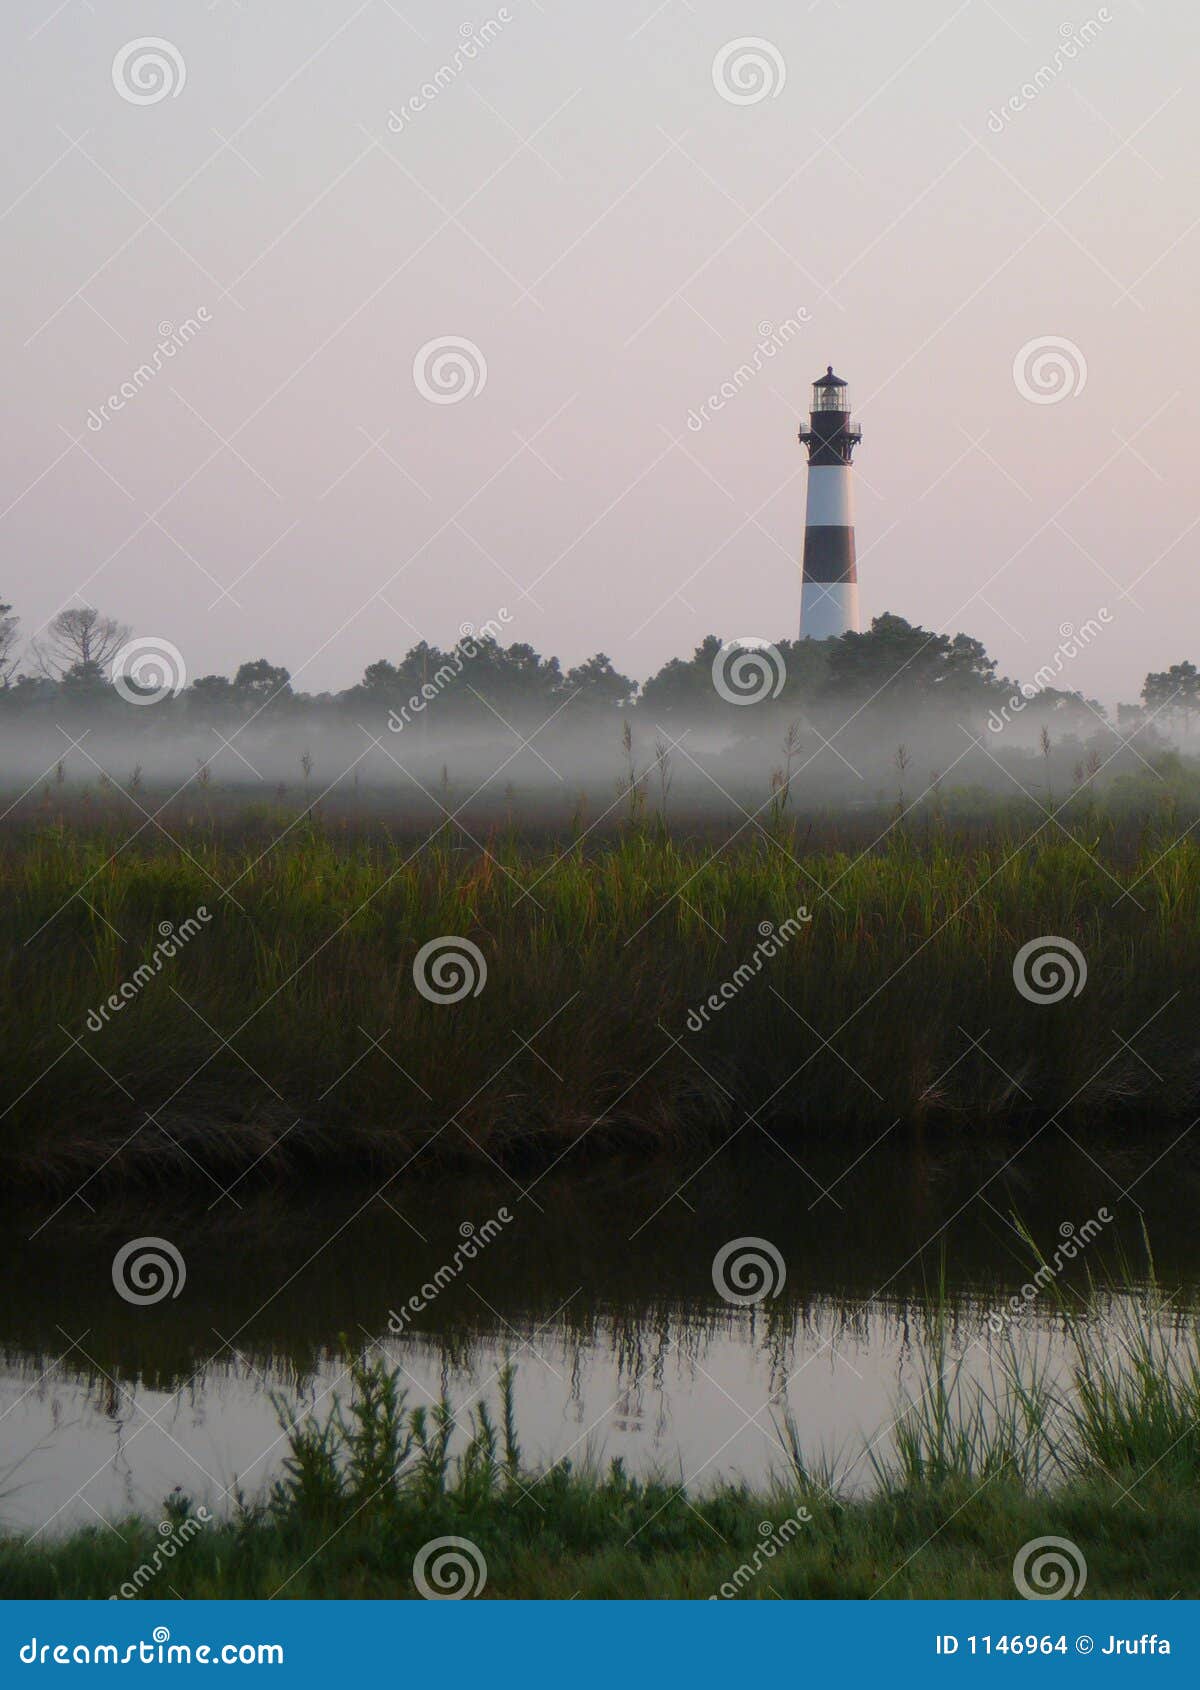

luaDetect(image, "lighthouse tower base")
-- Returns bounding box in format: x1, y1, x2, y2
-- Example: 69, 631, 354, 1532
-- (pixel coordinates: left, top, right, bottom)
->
800, 579, 860, 640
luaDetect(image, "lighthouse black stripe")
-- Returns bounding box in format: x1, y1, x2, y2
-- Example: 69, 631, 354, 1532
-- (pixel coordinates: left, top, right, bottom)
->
804, 442, 857, 467
802, 526, 857, 584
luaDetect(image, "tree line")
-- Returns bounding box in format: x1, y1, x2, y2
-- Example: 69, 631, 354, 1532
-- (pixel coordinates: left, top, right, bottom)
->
0, 599, 1193, 735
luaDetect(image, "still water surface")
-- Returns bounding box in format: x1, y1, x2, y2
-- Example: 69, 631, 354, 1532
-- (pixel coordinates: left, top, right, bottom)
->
2, 1136, 1197, 1534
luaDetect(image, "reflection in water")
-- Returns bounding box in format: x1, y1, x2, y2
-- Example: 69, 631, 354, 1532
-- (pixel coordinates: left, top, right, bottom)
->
1, 1136, 1197, 1533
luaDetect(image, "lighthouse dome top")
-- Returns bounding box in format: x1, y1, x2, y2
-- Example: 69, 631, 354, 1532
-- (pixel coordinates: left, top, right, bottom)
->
811, 365, 851, 414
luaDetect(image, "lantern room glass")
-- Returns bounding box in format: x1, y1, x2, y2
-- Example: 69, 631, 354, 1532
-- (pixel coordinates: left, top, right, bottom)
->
812, 382, 849, 413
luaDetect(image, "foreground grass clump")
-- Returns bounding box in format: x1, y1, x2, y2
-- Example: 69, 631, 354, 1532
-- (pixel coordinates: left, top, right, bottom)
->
4, 1284, 1200, 1601
2, 807, 1199, 1190
4, 1473, 1196, 1601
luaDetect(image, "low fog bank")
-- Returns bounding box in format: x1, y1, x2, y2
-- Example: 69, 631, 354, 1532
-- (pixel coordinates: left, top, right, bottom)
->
2, 610, 1195, 830
0, 702, 1189, 835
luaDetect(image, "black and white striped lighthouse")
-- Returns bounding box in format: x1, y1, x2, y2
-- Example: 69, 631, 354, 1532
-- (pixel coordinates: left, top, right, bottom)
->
798, 366, 861, 640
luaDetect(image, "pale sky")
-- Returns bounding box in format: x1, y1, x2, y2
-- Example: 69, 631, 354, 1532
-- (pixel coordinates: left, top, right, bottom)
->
1, 0, 1196, 704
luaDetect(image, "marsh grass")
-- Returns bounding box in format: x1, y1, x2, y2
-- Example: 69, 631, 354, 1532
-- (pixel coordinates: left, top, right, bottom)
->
1069, 1300, 1200, 1486
1, 799, 1198, 1191
1047, 1234, 1200, 1489
269, 1354, 522, 1526
871, 1309, 1056, 1494
4, 1275, 1200, 1600
859, 1231, 1200, 1513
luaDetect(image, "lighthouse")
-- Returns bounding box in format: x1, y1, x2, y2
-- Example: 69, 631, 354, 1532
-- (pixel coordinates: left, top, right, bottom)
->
799, 366, 861, 639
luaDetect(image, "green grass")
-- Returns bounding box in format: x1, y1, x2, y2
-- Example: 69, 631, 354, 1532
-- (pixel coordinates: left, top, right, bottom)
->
4, 1474, 1196, 1600
4, 1279, 1200, 1601
2, 798, 1199, 1191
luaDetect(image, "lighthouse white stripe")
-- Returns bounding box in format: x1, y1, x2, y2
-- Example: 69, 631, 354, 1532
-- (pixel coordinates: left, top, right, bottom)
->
801, 579, 860, 640
804, 465, 855, 528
